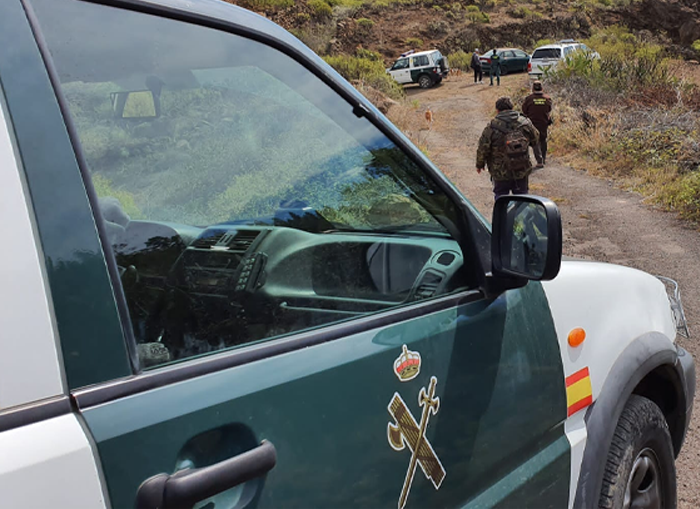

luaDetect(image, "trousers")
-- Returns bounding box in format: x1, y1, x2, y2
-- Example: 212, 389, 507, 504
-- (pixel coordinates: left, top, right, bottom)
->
493, 177, 529, 199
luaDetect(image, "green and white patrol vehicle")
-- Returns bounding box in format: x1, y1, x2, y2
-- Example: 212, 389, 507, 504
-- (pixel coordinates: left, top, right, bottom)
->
387, 49, 449, 88
0, 0, 694, 508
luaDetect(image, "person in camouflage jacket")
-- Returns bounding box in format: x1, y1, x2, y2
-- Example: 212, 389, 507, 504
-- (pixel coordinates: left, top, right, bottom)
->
476, 97, 542, 199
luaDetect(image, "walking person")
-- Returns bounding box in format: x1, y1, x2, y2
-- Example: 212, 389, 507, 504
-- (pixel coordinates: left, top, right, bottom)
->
471, 48, 483, 84
488, 49, 501, 86
476, 97, 543, 199
522, 80, 553, 165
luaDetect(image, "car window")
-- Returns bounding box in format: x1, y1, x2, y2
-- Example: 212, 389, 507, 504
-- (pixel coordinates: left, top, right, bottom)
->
411, 55, 429, 67
392, 58, 409, 70
503, 51, 514, 58
532, 48, 562, 59
564, 46, 574, 56
515, 50, 528, 58
32, 0, 469, 369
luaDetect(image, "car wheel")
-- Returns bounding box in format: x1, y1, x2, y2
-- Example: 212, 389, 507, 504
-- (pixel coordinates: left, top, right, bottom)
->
599, 395, 676, 509
418, 74, 433, 88
500, 65, 508, 76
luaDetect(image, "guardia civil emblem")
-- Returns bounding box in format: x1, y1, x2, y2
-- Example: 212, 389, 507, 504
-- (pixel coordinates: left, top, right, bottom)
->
393, 344, 421, 382
387, 375, 446, 509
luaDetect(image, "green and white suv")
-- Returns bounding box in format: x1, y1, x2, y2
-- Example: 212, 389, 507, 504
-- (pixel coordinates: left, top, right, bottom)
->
387, 49, 449, 88
0, 1, 693, 508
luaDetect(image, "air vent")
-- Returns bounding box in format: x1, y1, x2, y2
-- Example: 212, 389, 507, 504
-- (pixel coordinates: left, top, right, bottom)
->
192, 229, 260, 251
192, 232, 226, 248
228, 230, 259, 252
412, 272, 443, 301
436, 252, 456, 266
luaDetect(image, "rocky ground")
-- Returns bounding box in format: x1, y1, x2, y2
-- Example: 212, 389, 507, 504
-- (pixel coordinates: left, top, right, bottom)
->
403, 74, 700, 507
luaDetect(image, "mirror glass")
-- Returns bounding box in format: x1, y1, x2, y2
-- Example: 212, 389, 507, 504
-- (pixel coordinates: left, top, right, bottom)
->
111, 90, 158, 118
500, 201, 549, 278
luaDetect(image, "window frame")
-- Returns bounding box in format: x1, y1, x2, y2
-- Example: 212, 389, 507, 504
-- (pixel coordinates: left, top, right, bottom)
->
24, 0, 491, 396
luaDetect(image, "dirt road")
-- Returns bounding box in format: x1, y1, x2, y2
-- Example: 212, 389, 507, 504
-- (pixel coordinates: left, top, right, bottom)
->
405, 76, 700, 507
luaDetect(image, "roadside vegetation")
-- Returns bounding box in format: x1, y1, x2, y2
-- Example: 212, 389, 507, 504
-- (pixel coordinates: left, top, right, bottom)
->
543, 26, 700, 223
224, 0, 700, 223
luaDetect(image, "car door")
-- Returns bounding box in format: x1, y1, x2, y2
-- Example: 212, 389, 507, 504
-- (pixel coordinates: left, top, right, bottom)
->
390, 57, 411, 84
24, 0, 570, 508
513, 50, 529, 72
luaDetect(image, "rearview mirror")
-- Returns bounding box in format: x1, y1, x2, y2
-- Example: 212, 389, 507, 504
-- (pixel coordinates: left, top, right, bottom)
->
111, 90, 158, 119
491, 195, 562, 281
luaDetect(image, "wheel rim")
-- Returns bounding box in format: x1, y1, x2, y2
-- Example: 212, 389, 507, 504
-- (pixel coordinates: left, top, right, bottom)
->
623, 447, 663, 509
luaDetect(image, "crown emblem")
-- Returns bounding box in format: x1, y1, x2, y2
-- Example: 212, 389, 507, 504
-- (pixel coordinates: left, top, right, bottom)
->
393, 345, 421, 382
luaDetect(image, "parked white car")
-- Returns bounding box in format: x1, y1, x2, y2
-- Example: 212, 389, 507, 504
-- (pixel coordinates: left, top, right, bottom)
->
528, 39, 599, 77
387, 49, 449, 88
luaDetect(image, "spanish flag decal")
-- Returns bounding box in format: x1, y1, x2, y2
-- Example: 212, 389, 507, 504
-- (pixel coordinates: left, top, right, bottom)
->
566, 367, 593, 417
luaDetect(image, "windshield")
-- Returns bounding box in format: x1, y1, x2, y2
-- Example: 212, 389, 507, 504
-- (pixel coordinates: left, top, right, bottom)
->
33, 0, 456, 236
532, 48, 562, 59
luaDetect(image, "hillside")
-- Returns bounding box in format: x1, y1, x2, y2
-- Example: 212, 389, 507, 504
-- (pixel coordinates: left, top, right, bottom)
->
224, 0, 700, 62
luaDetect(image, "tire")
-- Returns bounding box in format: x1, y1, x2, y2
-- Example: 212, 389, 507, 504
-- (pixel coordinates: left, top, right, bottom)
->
599, 395, 676, 509
500, 65, 508, 76
418, 74, 433, 88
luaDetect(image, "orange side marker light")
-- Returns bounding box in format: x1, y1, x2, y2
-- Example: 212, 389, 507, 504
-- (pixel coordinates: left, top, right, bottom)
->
568, 328, 586, 347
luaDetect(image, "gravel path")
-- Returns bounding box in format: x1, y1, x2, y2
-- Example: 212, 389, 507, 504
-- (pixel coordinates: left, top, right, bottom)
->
405, 75, 700, 507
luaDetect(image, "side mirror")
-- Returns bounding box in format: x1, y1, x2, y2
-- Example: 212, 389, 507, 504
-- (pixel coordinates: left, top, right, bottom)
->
111, 90, 159, 119
491, 195, 562, 282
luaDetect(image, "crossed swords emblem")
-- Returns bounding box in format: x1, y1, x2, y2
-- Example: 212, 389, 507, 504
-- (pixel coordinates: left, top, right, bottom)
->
387, 376, 446, 509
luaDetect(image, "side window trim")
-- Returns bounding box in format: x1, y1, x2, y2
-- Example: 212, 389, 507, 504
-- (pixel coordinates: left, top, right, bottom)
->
21, 0, 141, 376
1, 0, 131, 389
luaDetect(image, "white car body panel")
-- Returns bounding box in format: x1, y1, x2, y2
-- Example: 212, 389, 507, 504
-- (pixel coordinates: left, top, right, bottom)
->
542, 260, 677, 506
0, 414, 107, 509
0, 99, 64, 409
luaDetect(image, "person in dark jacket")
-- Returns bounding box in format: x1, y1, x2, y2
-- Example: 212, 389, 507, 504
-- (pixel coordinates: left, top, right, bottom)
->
522, 80, 553, 165
470, 48, 483, 84
488, 49, 501, 86
476, 97, 542, 199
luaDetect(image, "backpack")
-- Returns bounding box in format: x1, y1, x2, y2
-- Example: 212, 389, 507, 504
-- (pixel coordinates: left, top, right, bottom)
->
490, 118, 530, 172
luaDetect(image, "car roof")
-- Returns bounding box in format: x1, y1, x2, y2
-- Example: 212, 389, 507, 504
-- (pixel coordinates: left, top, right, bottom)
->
534, 42, 581, 50
398, 49, 439, 58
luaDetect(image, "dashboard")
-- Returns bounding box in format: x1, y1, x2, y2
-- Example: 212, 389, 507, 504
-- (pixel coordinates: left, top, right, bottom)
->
113, 221, 465, 363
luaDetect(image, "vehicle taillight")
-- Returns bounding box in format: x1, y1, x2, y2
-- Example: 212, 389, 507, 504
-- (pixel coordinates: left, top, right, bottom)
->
528, 62, 532, 72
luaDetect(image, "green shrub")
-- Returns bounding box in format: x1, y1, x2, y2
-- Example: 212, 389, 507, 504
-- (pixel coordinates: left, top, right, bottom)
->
534, 38, 556, 49
510, 6, 541, 19
447, 50, 471, 71
466, 6, 490, 22
547, 27, 671, 96
356, 17, 375, 28
308, 0, 333, 18
289, 22, 336, 55
405, 37, 424, 48
324, 55, 405, 99
240, 0, 293, 11
692, 40, 700, 57
356, 47, 382, 61
426, 20, 448, 36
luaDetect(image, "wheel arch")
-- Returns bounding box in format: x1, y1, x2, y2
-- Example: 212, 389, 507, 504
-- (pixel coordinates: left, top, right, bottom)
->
632, 362, 687, 457
573, 331, 693, 508
417, 73, 433, 87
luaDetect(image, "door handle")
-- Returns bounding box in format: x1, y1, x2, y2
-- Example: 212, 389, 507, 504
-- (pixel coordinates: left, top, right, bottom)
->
136, 440, 277, 509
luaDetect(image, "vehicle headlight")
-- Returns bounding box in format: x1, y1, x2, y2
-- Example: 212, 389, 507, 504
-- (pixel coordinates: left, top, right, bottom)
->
657, 276, 690, 338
